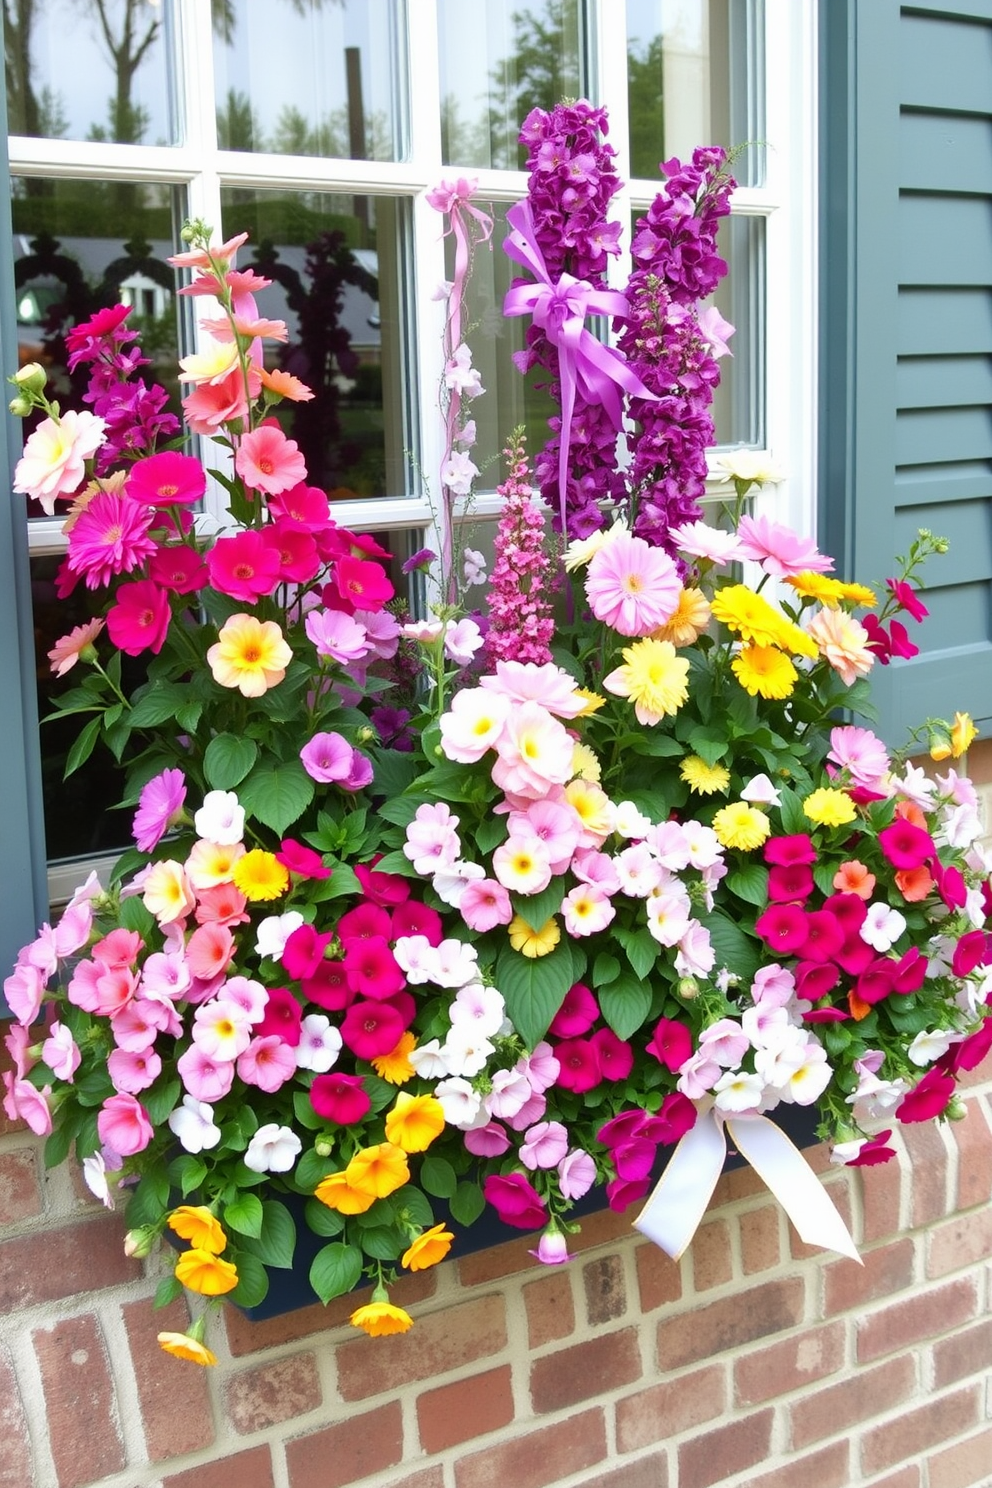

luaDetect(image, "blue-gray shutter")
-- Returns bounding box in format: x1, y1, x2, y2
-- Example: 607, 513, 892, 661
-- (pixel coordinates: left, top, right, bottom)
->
819, 0, 992, 745
0, 68, 48, 1009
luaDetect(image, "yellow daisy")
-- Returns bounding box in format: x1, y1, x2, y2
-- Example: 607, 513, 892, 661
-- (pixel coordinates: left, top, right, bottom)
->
711, 585, 818, 658
508, 915, 561, 957
680, 755, 731, 795
711, 802, 771, 851
785, 571, 877, 608
731, 644, 798, 699
232, 849, 290, 902
803, 787, 857, 827
603, 637, 690, 725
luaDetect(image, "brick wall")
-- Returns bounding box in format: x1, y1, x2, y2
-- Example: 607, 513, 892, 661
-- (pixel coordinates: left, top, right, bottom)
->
1, 1034, 990, 1488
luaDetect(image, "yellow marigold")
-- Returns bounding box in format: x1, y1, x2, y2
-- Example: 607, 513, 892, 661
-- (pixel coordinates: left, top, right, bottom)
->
157, 1330, 218, 1367
508, 914, 561, 957
564, 777, 614, 841
731, 644, 798, 700
785, 571, 877, 608
402, 1222, 455, 1272
349, 1299, 414, 1336
384, 1092, 446, 1153
711, 802, 771, 852
232, 849, 290, 903
313, 1172, 376, 1215
371, 1031, 417, 1084
174, 1248, 239, 1297
712, 585, 818, 658
570, 742, 602, 782
653, 586, 711, 646
680, 755, 731, 795
950, 711, 977, 758
345, 1142, 410, 1199
602, 637, 690, 725
803, 787, 858, 827
167, 1206, 226, 1256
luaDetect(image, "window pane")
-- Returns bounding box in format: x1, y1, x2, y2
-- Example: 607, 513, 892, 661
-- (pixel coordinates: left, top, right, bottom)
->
219, 189, 413, 499
213, 0, 405, 160
627, 0, 764, 187
438, 0, 582, 170
710, 213, 765, 448
6, 0, 177, 144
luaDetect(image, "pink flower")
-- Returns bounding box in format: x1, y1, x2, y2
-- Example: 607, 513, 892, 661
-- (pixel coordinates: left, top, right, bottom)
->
646, 1017, 692, 1072
807, 608, 875, 686
66, 491, 157, 589
651, 1091, 697, 1144
107, 580, 171, 656
133, 767, 186, 852
896, 1066, 956, 1123
736, 513, 833, 576
878, 819, 935, 871
755, 904, 810, 954
237, 1035, 297, 1092
126, 450, 206, 506
300, 731, 357, 784
108, 1046, 162, 1094
343, 938, 405, 1001
148, 545, 209, 594
3, 959, 46, 1024
553, 1037, 602, 1093
886, 578, 928, 623
176, 1043, 236, 1102
549, 983, 599, 1038
186, 923, 236, 982
340, 999, 405, 1059
482, 1172, 547, 1229
520, 1120, 570, 1170
192, 998, 252, 1061
557, 1148, 596, 1199
459, 878, 513, 933
404, 803, 461, 875
305, 608, 371, 664
42, 1022, 80, 1081
309, 1072, 371, 1124
828, 725, 890, 791
328, 555, 394, 614
13, 409, 106, 513
235, 424, 307, 494
585, 533, 682, 636
529, 1226, 570, 1265
464, 1121, 511, 1157
2, 1076, 52, 1135
48, 617, 105, 676
182, 366, 252, 435
206, 530, 281, 602
276, 838, 331, 880
97, 1092, 153, 1156
255, 987, 304, 1046
562, 883, 615, 937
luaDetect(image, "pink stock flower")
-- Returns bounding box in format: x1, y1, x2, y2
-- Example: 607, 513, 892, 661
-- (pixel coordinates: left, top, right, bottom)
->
14, 409, 106, 513
106, 580, 171, 656
132, 768, 186, 853
736, 513, 833, 576
126, 450, 206, 506
235, 424, 307, 494
585, 533, 682, 636
97, 1092, 154, 1156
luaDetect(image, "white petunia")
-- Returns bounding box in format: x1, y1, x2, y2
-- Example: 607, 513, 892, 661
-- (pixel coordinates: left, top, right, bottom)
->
244, 1123, 302, 1174
193, 789, 245, 845
907, 1028, 954, 1067
295, 1015, 343, 1073
168, 1095, 222, 1154
254, 911, 305, 960
860, 903, 907, 953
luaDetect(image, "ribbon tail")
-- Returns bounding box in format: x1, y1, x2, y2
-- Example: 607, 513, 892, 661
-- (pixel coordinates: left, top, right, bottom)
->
727, 1115, 862, 1263
557, 344, 576, 542
633, 1110, 727, 1261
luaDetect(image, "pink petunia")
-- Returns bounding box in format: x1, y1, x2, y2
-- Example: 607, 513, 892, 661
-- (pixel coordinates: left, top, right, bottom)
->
300, 731, 356, 785
108, 1046, 162, 1095
132, 767, 186, 853
126, 450, 206, 507
340, 999, 405, 1059
236, 1035, 297, 1093
176, 1043, 235, 1103
552, 1037, 602, 1093
585, 533, 682, 636
646, 1017, 692, 1072
309, 1071, 371, 1124
482, 1172, 547, 1229
97, 1092, 153, 1156
148, 544, 209, 594
459, 878, 514, 933
520, 1120, 570, 1170
235, 424, 307, 495
106, 580, 171, 656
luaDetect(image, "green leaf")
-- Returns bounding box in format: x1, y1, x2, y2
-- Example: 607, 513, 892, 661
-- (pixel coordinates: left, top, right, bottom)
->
153, 1274, 184, 1310
777, 786, 807, 836
118, 896, 156, 938
592, 952, 621, 988
615, 927, 658, 980
142, 1078, 181, 1126
359, 849, 418, 879
238, 761, 314, 835
475, 814, 509, 855
227, 1251, 269, 1309
370, 749, 419, 799
127, 684, 192, 729
686, 726, 729, 766
726, 864, 770, 908
813, 859, 839, 898
223, 1192, 264, 1239
698, 910, 761, 984
43, 1121, 77, 1169
310, 1241, 363, 1304
599, 972, 653, 1040
125, 1166, 172, 1228
375, 795, 423, 829
448, 1181, 486, 1227
293, 1090, 329, 1132
169, 1155, 208, 1199
239, 1200, 297, 1269
64, 716, 102, 777
396, 1186, 435, 1231
420, 1155, 457, 1199
295, 1148, 337, 1190
304, 1198, 345, 1237
204, 733, 258, 790
359, 1225, 403, 1261
496, 940, 577, 1049
632, 731, 684, 758
510, 880, 563, 933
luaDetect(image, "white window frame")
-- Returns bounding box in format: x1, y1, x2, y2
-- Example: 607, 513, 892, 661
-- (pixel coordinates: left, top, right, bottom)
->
8, 0, 816, 902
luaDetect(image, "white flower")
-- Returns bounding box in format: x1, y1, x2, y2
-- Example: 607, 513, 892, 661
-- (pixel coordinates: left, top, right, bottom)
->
441, 449, 479, 495
432, 859, 486, 908
168, 1095, 222, 1154
393, 934, 440, 983
780, 1042, 832, 1105
434, 1077, 483, 1128
403, 619, 445, 644
244, 1123, 302, 1174
444, 343, 484, 397
432, 938, 480, 989
450, 981, 506, 1038
741, 773, 782, 808
940, 804, 983, 850
860, 903, 907, 953
714, 450, 785, 486
462, 547, 487, 585
563, 521, 625, 572
614, 843, 664, 898
613, 800, 651, 839
295, 1015, 343, 1073
668, 519, 746, 564
712, 1068, 765, 1113
830, 1137, 867, 1165
892, 763, 937, 812
675, 921, 715, 978
408, 1039, 451, 1080
193, 789, 245, 845
907, 1028, 954, 1066
441, 1026, 495, 1078
254, 911, 305, 960
443, 617, 484, 667
82, 1152, 115, 1209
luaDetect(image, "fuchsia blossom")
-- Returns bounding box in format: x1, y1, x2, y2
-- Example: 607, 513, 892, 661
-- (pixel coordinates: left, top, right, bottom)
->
309, 1072, 370, 1124
207, 530, 281, 602
126, 450, 205, 506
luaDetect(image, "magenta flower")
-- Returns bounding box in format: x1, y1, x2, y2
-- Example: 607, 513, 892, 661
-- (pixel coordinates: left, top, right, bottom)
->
97, 1092, 154, 1157
846, 1131, 897, 1166
337, 902, 392, 944
549, 983, 600, 1039
552, 1037, 602, 1093
343, 938, 405, 1001
282, 924, 334, 980
646, 1016, 692, 1072
66, 490, 157, 589
767, 862, 815, 903
878, 820, 935, 871
255, 987, 304, 1047
951, 930, 990, 978
148, 544, 209, 594
886, 577, 929, 623
764, 835, 817, 867
649, 1091, 697, 1145
126, 450, 206, 506
309, 1072, 371, 1124
235, 424, 307, 494
132, 767, 186, 853
302, 960, 353, 1012
591, 1027, 634, 1081
754, 904, 810, 955
482, 1172, 547, 1230
796, 910, 845, 965
896, 1067, 956, 1123
606, 1175, 652, 1213
390, 900, 443, 944
328, 555, 394, 615
206, 530, 281, 602
354, 861, 411, 907
107, 579, 171, 656
276, 838, 331, 880
585, 534, 682, 636
340, 998, 405, 1059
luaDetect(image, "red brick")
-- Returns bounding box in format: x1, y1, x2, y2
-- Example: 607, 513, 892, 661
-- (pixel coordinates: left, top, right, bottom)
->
677, 1409, 774, 1488
691, 1217, 733, 1292
222, 1267, 435, 1356
0, 1148, 42, 1225
822, 1236, 915, 1316
856, 1275, 978, 1363
33, 1314, 125, 1488
928, 1426, 992, 1488
903, 1120, 951, 1225
162, 1445, 274, 1488
122, 1296, 214, 1461
790, 1354, 916, 1449
568, 1204, 639, 1254
455, 1231, 538, 1285
583, 1253, 626, 1324
0, 1214, 134, 1308
286, 1402, 402, 1488
952, 1099, 992, 1209
932, 1318, 992, 1389
656, 1276, 804, 1371
0, 1347, 32, 1488
336, 1294, 506, 1401
454, 1408, 607, 1488
860, 1385, 982, 1475
747, 1439, 850, 1488
859, 1153, 904, 1244
616, 1363, 725, 1449
862, 1470, 921, 1488
387, 1473, 445, 1488
577, 1453, 669, 1488
634, 1240, 682, 1312
530, 1327, 641, 1413
739, 1204, 781, 1274
417, 1365, 514, 1453
926, 1208, 992, 1279
734, 1321, 845, 1406
225, 1351, 322, 1434
524, 1267, 575, 1347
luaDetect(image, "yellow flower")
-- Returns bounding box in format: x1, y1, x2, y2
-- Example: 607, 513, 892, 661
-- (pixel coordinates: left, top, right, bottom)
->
174, 1248, 239, 1297
572, 689, 606, 716
508, 915, 560, 957
564, 777, 613, 841
803, 787, 858, 827
371, 1031, 416, 1084
313, 1172, 376, 1215
570, 742, 602, 782
345, 1142, 410, 1199
950, 712, 977, 758
603, 637, 690, 725
186, 839, 245, 889
349, 1299, 414, 1336
384, 1093, 446, 1153
731, 644, 798, 700
563, 522, 623, 571
157, 1330, 218, 1367
711, 585, 818, 658
167, 1206, 226, 1256
179, 336, 240, 384
206, 613, 293, 697
680, 755, 731, 795
785, 571, 877, 608
652, 586, 711, 646
232, 849, 290, 902
402, 1222, 455, 1272
711, 802, 771, 851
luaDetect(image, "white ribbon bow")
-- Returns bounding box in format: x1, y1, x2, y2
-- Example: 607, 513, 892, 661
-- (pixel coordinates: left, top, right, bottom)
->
633, 1106, 861, 1263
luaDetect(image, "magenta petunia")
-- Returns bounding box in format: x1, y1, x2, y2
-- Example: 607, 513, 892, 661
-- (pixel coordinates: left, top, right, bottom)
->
206, 530, 281, 603
126, 450, 206, 506
301, 960, 353, 1012
276, 838, 331, 880
794, 962, 840, 1002
107, 580, 171, 656
647, 1091, 697, 1145
255, 987, 304, 1046
645, 1016, 692, 1072
846, 1131, 897, 1166
552, 1037, 602, 1093
796, 910, 845, 965
767, 862, 815, 904
300, 731, 356, 785
148, 543, 209, 594
878, 819, 935, 871
754, 904, 809, 955
390, 900, 443, 944
951, 930, 990, 979
549, 983, 600, 1039
590, 1027, 633, 1082
896, 1067, 956, 1123
353, 861, 411, 907
606, 1175, 652, 1213
340, 998, 405, 1059
343, 937, 405, 1002
482, 1172, 547, 1229
597, 1110, 650, 1148
337, 903, 392, 944
764, 834, 817, 867
309, 1072, 371, 1124
282, 924, 334, 980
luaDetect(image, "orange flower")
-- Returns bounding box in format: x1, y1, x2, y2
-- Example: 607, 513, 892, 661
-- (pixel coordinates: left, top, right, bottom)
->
345, 1142, 410, 1199
349, 1300, 413, 1336
167, 1205, 226, 1255
371, 1032, 416, 1084
402, 1222, 454, 1272
174, 1248, 239, 1296
895, 866, 934, 902
847, 991, 872, 1021
832, 861, 876, 900
313, 1172, 376, 1215
894, 799, 928, 830
259, 365, 315, 402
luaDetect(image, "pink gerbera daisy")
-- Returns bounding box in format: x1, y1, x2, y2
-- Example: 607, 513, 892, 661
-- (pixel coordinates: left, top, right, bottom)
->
126, 451, 206, 507
736, 514, 834, 577
65, 490, 157, 589
584, 533, 682, 637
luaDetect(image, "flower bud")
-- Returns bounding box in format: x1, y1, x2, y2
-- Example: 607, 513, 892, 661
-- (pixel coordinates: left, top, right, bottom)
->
945, 1096, 968, 1122
8, 394, 32, 417
356, 726, 375, 744
928, 730, 952, 762
124, 1225, 158, 1259
10, 361, 46, 394
314, 1136, 334, 1158
677, 977, 699, 1000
